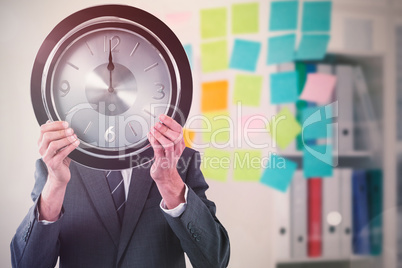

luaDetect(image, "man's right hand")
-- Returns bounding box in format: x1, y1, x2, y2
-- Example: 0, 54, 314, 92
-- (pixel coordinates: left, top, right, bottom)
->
37, 121, 79, 221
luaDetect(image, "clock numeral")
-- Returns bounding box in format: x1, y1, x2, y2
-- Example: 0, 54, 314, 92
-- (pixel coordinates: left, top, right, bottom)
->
104, 126, 116, 142
153, 83, 165, 100
104, 35, 121, 52
60, 80, 70, 97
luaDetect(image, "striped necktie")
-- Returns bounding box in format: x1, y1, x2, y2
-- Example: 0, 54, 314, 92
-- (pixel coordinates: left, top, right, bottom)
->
106, 171, 126, 225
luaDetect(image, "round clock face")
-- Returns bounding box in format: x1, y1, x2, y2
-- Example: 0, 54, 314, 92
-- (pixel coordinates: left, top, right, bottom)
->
31, 5, 192, 170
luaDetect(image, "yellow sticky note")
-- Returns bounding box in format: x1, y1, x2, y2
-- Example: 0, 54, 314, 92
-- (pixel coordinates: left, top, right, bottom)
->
201, 80, 228, 113
200, 7, 227, 39
201, 40, 228, 73
201, 148, 231, 182
202, 111, 232, 143
233, 74, 263, 106
232, 2, 259, 34
268, 107, 302, 149
233, 150, 262, 181
183, 129, 195, 148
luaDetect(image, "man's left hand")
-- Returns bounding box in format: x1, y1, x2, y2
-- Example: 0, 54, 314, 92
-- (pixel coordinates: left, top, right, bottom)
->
147, 114, 186, 209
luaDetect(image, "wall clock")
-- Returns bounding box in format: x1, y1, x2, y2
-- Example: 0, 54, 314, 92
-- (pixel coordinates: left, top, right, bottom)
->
31, 5, 192, 170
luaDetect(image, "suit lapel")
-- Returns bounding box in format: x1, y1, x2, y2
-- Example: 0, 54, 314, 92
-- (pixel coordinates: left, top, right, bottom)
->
72, 162, 121, 247
117, 163, 153, 263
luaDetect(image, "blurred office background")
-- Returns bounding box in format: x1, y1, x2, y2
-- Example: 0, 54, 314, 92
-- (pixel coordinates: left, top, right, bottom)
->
0, 0, 401, 267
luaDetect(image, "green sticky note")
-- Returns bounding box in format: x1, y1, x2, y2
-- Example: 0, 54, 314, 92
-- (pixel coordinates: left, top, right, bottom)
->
202, 111, 231, 143
269, 1, 299, 31
232, 2, 259, 34
233, 74, 263, 106
303, 144, 333, 178
269, 107, 302, 149
233, 150, 262, 181
201, 148, 231, 182
302, 1, 332, 32
201, 40, 228, 73
200, 7, 227, 39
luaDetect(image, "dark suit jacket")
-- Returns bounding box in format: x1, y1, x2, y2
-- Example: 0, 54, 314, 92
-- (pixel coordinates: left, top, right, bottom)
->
10, 148, 230, 268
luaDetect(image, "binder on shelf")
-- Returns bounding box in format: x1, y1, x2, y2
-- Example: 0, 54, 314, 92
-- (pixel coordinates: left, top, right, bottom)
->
290, 171, 307, 258
308, 178, 322, 257
340, 168, 353, 258
335, 65, 354, 153
322, 169, 341, 257
352, 170, 370, 255
274, 189, 291, 259
367, 169, 383, 256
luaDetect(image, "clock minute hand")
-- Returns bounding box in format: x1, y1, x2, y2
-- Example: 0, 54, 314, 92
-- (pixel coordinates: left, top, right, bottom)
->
107, 40, 114, 93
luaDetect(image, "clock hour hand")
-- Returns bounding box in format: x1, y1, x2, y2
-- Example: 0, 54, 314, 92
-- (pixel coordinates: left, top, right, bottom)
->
107, 39, 114, 93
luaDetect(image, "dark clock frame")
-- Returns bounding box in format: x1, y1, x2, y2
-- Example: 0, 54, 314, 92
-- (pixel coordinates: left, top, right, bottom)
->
31, 5, 193, 170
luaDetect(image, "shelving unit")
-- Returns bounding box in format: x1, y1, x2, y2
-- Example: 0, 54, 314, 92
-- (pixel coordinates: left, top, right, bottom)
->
273, 1, 399, 267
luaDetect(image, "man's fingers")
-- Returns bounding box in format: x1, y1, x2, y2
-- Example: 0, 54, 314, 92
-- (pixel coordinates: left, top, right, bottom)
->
150, 128, 175, 159
147, 132, 165, 158
53, 140, 80, 164
158, 114, 182, 133
42, 135, 78, 163
154, 122, 183, 144
39, 128, 75, 155
38, 121, 69, 145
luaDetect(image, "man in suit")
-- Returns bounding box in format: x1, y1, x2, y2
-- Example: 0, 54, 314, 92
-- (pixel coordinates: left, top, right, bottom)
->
10, 115, 230, 267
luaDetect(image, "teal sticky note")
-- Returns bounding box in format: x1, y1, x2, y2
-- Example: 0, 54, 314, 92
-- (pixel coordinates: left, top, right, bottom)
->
270, 71, 299, 104
183, 44, 193, 69
269, 1, 298, 31
302, 1, 332, 32
303, 144, 333, 178
296, 34, 330, 60
260, 154, 297, 192
267, 34, 296, 65
301, 105, 333, 140
230, 39, 261, 72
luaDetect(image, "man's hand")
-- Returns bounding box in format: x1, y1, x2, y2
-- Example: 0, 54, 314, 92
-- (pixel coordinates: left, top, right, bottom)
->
38, 121, 79, 221
147, 115, 186, 209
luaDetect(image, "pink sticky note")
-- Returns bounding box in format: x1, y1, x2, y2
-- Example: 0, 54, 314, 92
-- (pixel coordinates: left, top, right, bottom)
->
241, 114, 268, 129
165, 12, 192, 25
299, 73, 337, 104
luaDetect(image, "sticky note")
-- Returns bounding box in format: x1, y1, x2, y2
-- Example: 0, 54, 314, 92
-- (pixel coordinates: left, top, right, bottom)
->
201, 80, 228, 113
201, 148, 231, 182
183, 44, 193, 69
299, 73, 337, 104
269, 107, 302, 149
260, 154, 297, 192
242, 114, 268, 130
202, 111, 232, 143
270, 71, 299, 104
183, 128, 195, 148
229, 39, 261, 72
232, 2, 259, 34
269, 1, 299, 31
201, 40, 228, 73
267, 34, 296, 65
233, 150, 262, 182
296, 34, 330, 60
233, 74, 263, 106
303, 144, 333, 178
200, 7, 227, 39
301, 105, 333, 140
302, 1, 332, 32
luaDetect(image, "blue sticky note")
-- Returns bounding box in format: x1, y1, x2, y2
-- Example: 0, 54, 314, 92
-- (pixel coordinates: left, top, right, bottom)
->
296, 34, 330, 60
303, 144, 333, 178
302, 1, 332, 32
267, 34, 296, 65
269, 1, 299, 31
230, 39, 261, 72
270, 71, 299, 104
260, 154, 297, 192
301, 105, 333, 140
183, 44, 193, 69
